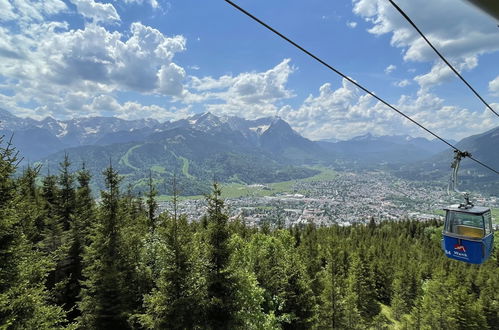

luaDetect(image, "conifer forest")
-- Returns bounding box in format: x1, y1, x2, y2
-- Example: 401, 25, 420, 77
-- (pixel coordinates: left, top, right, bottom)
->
1, 138, 498, 330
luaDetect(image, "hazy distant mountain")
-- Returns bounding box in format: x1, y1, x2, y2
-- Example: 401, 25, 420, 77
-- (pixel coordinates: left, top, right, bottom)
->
37, 113, 322, 195
396, 126, 499, 194
317, 133, 450, 165
2, 107, 497, 194
0, 108, 159, 159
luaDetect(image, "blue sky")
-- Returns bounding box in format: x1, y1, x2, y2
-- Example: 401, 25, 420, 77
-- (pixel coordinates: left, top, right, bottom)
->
0, 0, 498, 141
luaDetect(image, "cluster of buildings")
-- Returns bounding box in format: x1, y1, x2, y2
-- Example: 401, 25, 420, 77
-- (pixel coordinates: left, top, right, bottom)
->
157, 171, 498, 228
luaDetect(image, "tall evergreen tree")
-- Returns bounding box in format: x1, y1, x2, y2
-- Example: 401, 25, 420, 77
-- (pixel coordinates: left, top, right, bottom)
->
56, 154, 76, 231
205, 182, 239, 329
391, 266, 420, 320
145, 171, 158, 231
0, 137, 66, 328
17, 165, 45, 243
63, 164, 96, 322
79, 164, 129, 329
346, 252, 380, 322
40, 170, 70, 308
142, 211, 206, 329
317, 242, 348, 329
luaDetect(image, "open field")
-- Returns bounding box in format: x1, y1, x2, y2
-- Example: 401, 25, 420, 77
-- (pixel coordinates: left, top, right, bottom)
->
120, 144, 142, 171
156, 167, 336, 201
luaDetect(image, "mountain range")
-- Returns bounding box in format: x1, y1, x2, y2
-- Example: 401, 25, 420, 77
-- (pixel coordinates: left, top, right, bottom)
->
0, 108, 497, 195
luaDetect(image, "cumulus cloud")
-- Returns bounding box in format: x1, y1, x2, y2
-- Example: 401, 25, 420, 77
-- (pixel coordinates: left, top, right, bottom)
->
71, 0, 120, 24
188, 59, 295, 118
353, 0, 499, 88
385, 64, 396, 74
277, 78, 496, 141
80, 94, 190, 121
0, 0, 67, 22
116, 103, 191, 122
395, 79, 410, 87
279, 79, 395, 140
489, 76, 499, 96
121, 0, 161, 9
414, 56, 477, 89
346, 21, 358, 28
0, 8, 188, 119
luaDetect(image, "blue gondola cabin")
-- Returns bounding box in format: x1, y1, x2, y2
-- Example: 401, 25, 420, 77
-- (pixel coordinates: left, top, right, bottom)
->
441, 205, 494, 264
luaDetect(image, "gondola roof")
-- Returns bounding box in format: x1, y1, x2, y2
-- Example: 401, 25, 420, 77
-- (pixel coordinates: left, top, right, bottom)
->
443, 204, 490, 214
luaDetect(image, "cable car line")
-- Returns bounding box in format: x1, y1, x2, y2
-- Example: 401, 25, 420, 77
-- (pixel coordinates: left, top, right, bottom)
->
388, 0, 499, 118
223, 0, 499, 176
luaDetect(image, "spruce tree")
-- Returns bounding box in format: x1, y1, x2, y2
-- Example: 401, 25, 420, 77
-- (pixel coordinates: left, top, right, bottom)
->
0, 137, 66, 328
64, 164, 96, 322
205, 182, 239, 329
391, 266, 420, 320
145, 170, 158, 231
142, 211, 206, 329
56, 154, 76, 231
17, 165, 45, 243
317, 243, 347, 329
79, 164, 129, 329
346, 252, 380, 322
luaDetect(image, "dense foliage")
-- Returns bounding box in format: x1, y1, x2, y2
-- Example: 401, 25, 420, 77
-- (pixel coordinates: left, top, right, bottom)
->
1, 143, 498, 329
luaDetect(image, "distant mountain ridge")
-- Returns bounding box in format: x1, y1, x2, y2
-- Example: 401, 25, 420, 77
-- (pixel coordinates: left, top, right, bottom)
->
1, 108, 451, 163
1, 108, 496, 195
395, 126, 499, 195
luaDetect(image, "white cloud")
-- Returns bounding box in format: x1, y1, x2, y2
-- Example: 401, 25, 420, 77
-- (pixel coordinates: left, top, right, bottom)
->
0, 0, 17, 21
0, 0, 67, 22
116, 102, 191, 122
385, 64, 396, 74
346, 21, 358, 28
158, 63, 186, 96
395, 90, 496, 139
489, 76, 499, 96
414, 56, 477, 88
0, 1, 188, 120
277, 78, 496, 141
0, 20, 187, 116
121, 0, 161, 9
279, 80, 395, 140
71, 0, 120, 24
395, 79, 410, 87
353, 0, 499, 89
80, 94, 191, 121
188, 59, 295, 119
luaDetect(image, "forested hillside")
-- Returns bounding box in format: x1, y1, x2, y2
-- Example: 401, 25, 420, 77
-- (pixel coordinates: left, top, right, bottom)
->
1, 138, 498, 329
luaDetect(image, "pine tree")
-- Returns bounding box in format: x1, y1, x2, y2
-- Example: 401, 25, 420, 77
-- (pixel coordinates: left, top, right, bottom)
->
73, 163, 95, 248
299, 223, 321, 295
281, 258, 317, 329
40, 171, 70, 307
40, 166, 64, 258
346, 252, 380, 321
63, 164, 96, 322
79, 164, 129, 329
17, 165, 45, 243
142, 211, 206, 329
415, 272, 486, 330
391, 266, 420, 320
317, 242, 348, 329
56, 154, 76, 230
145, 170, 158, 231
0, 137, 66, 328
478, 271, 499, 328
205, 182, 239, 329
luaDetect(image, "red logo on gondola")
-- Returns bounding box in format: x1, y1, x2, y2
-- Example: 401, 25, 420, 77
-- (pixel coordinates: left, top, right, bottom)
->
454, 244, 466, 253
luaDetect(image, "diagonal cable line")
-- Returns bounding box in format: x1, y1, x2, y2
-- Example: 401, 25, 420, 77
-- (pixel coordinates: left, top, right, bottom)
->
223, 0, 499, 176
388, 0, 499, 118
